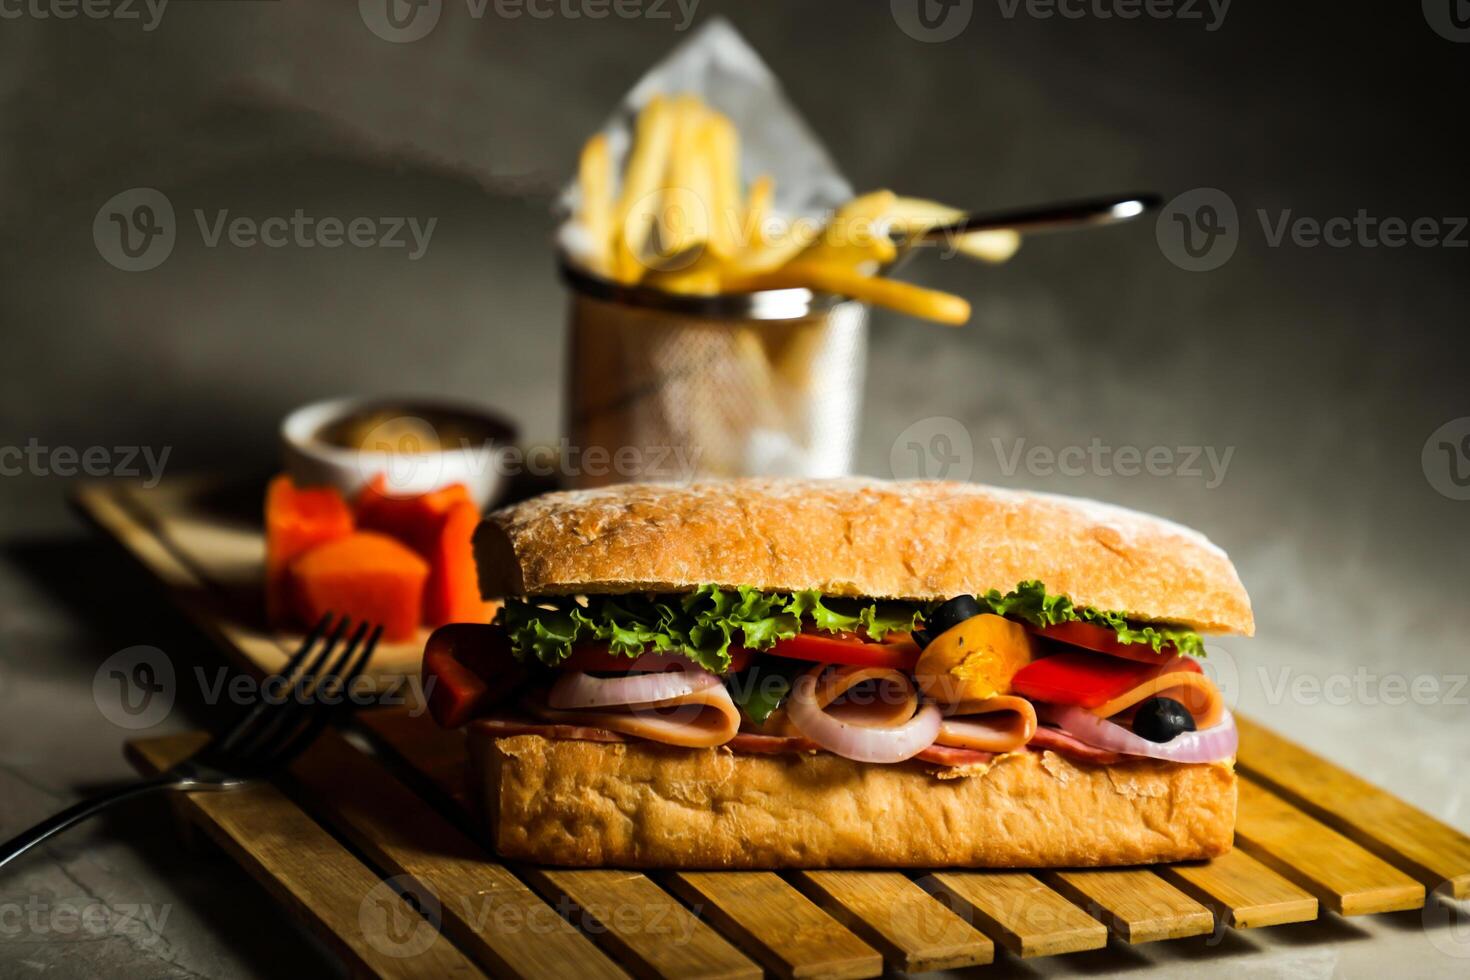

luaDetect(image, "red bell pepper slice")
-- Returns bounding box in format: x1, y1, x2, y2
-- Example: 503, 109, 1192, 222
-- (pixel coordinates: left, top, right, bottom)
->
1010, 651, 1201, 709
767, 632, 922, 671
1031, 621, 1178, 664
422, 623, 521, 728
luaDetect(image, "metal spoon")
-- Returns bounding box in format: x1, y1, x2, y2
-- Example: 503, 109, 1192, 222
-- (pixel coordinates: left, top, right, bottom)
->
886, 191, 1161, 270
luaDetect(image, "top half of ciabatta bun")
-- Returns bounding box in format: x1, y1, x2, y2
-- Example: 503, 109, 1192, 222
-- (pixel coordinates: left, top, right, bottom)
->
474, 478, 1254, 636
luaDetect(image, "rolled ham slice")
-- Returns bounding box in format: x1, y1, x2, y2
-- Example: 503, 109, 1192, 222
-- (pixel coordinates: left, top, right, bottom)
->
936, 695, 1038, 754
527, 683, 742, 748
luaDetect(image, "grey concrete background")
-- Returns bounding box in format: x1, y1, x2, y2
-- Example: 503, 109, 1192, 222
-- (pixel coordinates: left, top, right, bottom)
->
1, 2, 1468, 976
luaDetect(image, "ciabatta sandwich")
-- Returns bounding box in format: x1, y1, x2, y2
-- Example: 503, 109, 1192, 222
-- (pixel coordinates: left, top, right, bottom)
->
422, 479, 1250, 869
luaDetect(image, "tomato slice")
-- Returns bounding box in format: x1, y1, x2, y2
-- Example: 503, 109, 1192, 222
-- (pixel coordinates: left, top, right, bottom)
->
1010, 651, 1201, 709
422, 623, 521, 728
768, 632, 922, 671
1032, 621, 1178, 664
563, 643, 753, 674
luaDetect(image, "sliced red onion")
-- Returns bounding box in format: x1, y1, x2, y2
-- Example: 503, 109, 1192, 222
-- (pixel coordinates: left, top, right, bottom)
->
548, 664, 722, 711
785, 671, 942, 764
1039, 704, 1238, 763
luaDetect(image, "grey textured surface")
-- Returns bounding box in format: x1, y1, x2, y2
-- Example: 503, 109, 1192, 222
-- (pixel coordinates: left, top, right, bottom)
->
2, 3, 1468, 976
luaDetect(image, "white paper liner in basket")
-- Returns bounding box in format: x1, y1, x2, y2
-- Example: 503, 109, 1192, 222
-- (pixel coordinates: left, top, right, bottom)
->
558, 20, 866, 487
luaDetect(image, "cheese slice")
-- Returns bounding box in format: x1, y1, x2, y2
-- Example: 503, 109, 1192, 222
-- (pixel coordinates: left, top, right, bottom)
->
1090, 671, 1224, 729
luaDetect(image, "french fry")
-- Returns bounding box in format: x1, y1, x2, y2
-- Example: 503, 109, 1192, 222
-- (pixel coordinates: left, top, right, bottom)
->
644, 251, 723, 295
886, 196, 1022, 264
613, 95, 678, 283
884, 196, 964, 233
656, 95, 712, 264
722, 211, 822, 279
726, 261, 971, 326
792, 189, 898, 269
576, 133, 613, 277
704, 111, 742, 259
742, 174, 775, 248
952, 229, 1021, 263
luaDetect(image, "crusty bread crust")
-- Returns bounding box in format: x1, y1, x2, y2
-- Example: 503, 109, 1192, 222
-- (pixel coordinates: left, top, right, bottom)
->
474, 479, 1253, 634
469, 732, 1236, 869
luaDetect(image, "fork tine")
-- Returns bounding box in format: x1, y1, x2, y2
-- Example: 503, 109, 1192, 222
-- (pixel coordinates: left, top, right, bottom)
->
212, 612, 340, 756
268, 625, 385, 768
234, 620, 372, 769
220, 617, 356, 768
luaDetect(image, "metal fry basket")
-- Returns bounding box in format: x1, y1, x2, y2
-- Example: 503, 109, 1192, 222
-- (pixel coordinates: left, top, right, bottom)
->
562, 262, 868, 488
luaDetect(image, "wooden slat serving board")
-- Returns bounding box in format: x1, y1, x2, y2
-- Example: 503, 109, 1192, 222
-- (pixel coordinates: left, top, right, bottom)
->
73, 477, 427, 685
80, 477, 1470, 977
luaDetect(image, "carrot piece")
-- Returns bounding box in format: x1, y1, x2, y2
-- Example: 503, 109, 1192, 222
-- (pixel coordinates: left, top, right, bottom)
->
354, 474, 472, 546
425, 500, 493, 627
356, 476, 491, 627
290, 532, 429, 642
264, 475, 354, 627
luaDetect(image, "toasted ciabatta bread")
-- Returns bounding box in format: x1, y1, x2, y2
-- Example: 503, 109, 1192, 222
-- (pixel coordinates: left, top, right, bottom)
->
474, 478, 1253, 634
469, 732, 1237, 868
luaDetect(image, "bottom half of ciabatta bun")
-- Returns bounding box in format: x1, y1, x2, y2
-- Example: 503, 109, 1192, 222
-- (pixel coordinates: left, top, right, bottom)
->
468, 732, 1236, 869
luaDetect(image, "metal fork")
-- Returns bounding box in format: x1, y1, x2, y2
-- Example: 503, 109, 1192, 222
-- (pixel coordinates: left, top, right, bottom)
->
0, 613, 383, 871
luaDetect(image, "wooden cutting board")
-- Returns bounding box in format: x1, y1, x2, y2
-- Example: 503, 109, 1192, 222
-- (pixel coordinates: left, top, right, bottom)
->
123, 703, 1470, 979
78, 475, 1470, 977
74, 476, 431, 685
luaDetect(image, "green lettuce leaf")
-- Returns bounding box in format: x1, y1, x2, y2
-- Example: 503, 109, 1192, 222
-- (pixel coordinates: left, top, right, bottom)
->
725, 656, 810, 725
976, 580, 1207, 658
497, 586, 925, 673
497, 580, 1206, 671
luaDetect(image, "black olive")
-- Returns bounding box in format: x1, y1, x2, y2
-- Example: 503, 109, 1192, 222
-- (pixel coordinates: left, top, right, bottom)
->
911, 628, 933, 649
1132, 697, 1196, 743
926, 595, 983, 638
